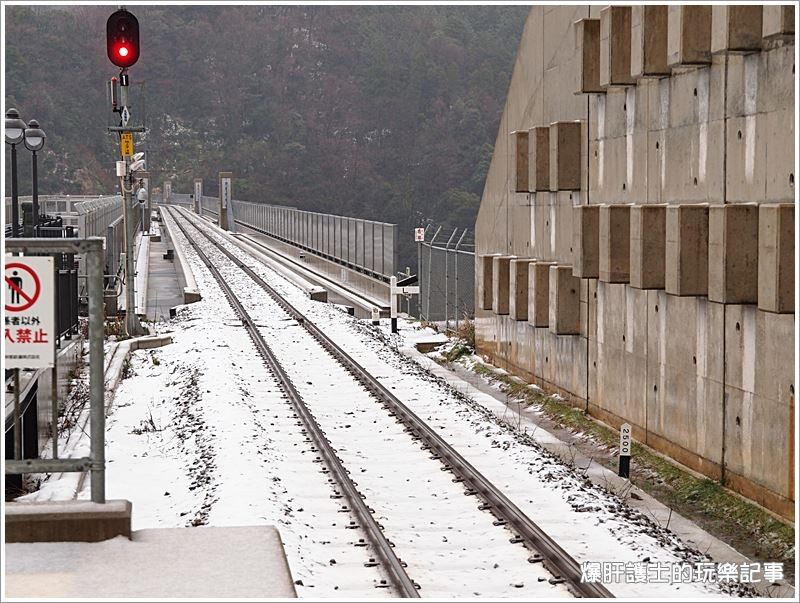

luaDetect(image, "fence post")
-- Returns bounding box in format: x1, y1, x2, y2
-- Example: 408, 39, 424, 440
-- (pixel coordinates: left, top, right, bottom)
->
443, 229, 457, 332
426, 226, 442, 321
454, 228, 467, 333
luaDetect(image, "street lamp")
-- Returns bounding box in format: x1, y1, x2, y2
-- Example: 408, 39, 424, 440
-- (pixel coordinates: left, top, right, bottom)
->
23, 119, 46, 237
5, 108, 27, 237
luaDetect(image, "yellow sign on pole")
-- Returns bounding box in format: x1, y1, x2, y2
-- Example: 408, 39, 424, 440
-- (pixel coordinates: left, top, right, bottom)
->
120, 132, 134, 157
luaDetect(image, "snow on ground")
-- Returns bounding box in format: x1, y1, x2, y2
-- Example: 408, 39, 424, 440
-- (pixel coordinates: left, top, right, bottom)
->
19, 206, 748, 598
181, 215, 570, 598
181, 210, 745, 599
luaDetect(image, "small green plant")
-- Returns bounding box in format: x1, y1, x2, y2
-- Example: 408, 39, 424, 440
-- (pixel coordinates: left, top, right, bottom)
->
121, 357, 133, 379
105, 317, 131, 340
454, 314, 475, 348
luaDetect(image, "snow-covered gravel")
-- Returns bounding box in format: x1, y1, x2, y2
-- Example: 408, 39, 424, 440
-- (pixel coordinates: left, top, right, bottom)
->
100, 213, 391, 598
177, 210, 571, 598
173, 208, 743, 599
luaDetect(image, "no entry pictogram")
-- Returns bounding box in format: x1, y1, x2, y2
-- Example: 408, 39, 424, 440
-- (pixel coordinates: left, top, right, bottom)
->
5, 262, 41, 312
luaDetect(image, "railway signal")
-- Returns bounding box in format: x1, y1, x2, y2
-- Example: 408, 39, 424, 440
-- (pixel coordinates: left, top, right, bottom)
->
106, 7, 145, 337
106, 8, 140, 68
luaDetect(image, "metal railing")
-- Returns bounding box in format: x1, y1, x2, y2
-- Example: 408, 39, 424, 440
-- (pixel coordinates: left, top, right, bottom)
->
163, 194, 399, 282
229, 201, 398, 281
5, 238, 107, 503
417, 225, 475, 330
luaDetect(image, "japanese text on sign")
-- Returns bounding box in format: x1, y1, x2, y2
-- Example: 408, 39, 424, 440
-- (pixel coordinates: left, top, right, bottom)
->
120, 132, 134, 157
5, 256, 55, 368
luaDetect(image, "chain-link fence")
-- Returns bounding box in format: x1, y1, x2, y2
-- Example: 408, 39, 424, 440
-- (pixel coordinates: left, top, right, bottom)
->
417, 225, 474, 331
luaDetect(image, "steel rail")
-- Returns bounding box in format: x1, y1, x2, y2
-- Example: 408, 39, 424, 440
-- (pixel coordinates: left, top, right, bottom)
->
167, 207, 419, 598
175, 206, 614, 598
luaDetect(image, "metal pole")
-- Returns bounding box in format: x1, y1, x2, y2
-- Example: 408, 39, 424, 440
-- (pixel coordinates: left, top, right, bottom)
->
426, 226, 441, 322
52, 262, 59, 459
11, 144, 19, 237
454, 229, 467, 333
119, 70, 142, 337
87, 246, 106, 503
13, 369, 22, 460
443, 229, 457, 332
31, 150, 39, 237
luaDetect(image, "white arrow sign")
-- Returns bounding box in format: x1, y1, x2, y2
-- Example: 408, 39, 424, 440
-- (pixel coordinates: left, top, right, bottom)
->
121, 106, 130, 126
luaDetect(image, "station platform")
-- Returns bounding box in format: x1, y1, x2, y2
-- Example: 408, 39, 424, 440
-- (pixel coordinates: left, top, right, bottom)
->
5, 525, 297, 598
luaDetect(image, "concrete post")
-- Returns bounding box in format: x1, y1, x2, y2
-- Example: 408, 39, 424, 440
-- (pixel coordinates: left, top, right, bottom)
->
194, 178, 203, 215
219, 172, 232, 230
140, 171, 150, 233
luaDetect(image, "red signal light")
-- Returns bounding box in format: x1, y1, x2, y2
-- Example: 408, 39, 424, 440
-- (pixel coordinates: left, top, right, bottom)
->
107, 9, 139, 68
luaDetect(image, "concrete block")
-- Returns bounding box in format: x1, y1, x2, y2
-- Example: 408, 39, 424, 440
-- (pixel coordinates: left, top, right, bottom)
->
492, 255, 514, 315
600, 6, 635, 87
599, 204, 631, 283
631, 5, 670, 79
765, 108, 796, 202
711, 6, 763, 53
549, 265, 581, 335
667, 6, 712, 67
528, 261, 555, 327
762, 5, 794, 39
511, 130, 529, 193
708, 204, 759, 304
549, 121, 583, 191
527, 126, 550, 191
665, 204, 709, 296
630, 204, 667, 289
509, 258, 535, 321
574, 19, 604, 94
479, 254, 495, 310
572, 204, 599, 278
5, 500, 132, 543
758, 204, 794, 313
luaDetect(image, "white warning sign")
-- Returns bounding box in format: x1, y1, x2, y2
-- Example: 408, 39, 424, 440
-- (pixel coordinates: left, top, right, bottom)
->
5, 256, 55, 368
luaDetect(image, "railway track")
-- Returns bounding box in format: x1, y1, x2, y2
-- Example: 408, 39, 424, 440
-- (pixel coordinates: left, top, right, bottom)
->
168, 205, 614, 599
167, 207, 419, 597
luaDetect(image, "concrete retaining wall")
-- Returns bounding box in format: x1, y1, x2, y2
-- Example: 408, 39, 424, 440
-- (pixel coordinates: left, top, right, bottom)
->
474, 5, 795, 519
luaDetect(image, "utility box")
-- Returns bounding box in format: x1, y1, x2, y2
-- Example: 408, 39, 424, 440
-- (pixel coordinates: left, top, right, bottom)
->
509, 258, 534, 321
600, 6, 635, 87
572, 205, 599, 278
575, 19, 604, 94
762, 5, 794, 40
665, 204, 709, 296
758, 203, 794, 313
528, 261, 555, 328
667, 5, 713, 67
549, 265, 581, 335
631, 5, 670, 79
708, 204, 759, 304
630, 204, 667, 289
527, 126, 550, 191
492, 255, 515, 315
549, 121, 583, 191
711, 5, 763, 53
510, 130, 529, 193
599, 204, 631, 283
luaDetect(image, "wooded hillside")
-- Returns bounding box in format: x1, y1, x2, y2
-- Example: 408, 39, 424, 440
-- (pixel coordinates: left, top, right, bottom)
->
5, 5, 526, 267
